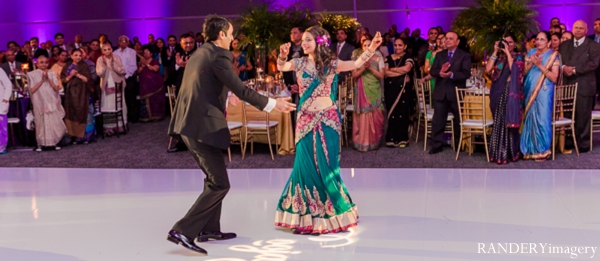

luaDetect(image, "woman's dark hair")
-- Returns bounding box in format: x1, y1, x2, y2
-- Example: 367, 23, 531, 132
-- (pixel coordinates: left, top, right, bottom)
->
229, 38, 240, 51
551, 32, 561, 39
57, 50, 68, 56
305, 26, 335, 81
394, 37, 407, 46
51, 45, 61, 54
382, 33, 390, 45
142, 45, 153, 54
538, 31, 552, 42
203, 14, 231, 42
502, 32, 519, 52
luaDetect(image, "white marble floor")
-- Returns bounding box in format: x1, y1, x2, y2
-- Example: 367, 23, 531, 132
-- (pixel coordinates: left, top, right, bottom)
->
1, 168, 600, 261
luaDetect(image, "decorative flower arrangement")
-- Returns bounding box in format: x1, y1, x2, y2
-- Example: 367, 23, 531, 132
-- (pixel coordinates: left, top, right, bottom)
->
452, 0, 539, 57
317, 13, 361, 42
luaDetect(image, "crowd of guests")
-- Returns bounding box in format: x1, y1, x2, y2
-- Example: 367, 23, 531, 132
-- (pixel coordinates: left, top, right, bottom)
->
1, 16, 599, 164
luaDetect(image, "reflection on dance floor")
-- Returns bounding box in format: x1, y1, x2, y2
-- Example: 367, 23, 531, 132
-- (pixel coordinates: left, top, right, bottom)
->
1, 168, 600, 260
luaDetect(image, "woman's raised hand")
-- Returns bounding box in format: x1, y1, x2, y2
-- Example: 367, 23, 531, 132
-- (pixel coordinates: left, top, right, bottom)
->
279, 43, 291, 58
368, 32, 383, 52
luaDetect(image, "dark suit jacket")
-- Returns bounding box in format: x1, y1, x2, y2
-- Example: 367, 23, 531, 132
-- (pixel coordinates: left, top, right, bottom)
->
587, 34, 600, 79
167, 49, 195, 91
1, 61, 22, 78
283, 42, 305, 87
168, 43, 269, 150
330, 41, 354, 80
32, 48, 49, 59
559, 38, 600, 97
430, 48, 472, 102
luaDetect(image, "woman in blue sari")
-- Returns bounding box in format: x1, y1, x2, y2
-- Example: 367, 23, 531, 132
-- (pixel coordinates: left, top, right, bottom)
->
275, 27, 382, 234
520, 31, 561, 161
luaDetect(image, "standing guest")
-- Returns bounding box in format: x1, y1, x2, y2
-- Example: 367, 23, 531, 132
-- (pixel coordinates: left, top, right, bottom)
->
163, 35, 178, 86
485, 33, 525, 164
89, 39, 102, 63
154, 38, 167, 77
73, 34, 84, 49
588, 18, 600, 102
550, 25, 562, 35
382, 33, 392, 57
166, 14, 296, 255
428, 32, 472, 154
61, 49, 95, 144
96, 43, 127, 136
113, 35, 139, 123
560, 24, 567, 34
48, 46, 62, 67
27, 56, 66, 152
421, 33, 447, 94
559, 20, 600, 153
44, 40, 54, 58
0, 69, 11, 154
51, 50, 68, 90
55, 33, 72, 53
562, 31, 573, 43
525, 35, 536, 53
384, 38, 415, 148
418, 28, 440, 74
550, 17, 560, 29
521, 31, 560, 161
230, 38, 253, 81
137, 46, 165, 122
30, 37, 49, 59
330, 29, 354, 81
167, 33, 196, 153
551, 33, 562, 51
1, 50, 22, 81
6, 41, 28, 64
283, 27, 305, 128
351, 36, 385, 150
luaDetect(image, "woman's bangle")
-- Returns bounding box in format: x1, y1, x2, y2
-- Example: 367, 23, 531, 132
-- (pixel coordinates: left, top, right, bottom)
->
359, 50, 374, 62
490, 55, 498, 61
277, 56, 286, 66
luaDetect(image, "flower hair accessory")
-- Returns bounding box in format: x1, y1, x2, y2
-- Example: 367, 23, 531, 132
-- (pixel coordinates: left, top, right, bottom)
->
316, 35, 331, 47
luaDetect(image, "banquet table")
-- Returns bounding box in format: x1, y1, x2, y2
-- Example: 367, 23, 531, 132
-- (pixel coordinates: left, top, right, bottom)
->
226, 98, 296, 155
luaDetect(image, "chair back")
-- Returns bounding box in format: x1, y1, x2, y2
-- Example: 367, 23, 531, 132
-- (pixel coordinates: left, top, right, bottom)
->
455, 88, 488, 125
242, 100, 271, 128
416, 80, 430, 115
167, 84, 177, 116
338, 77, 349, 117
553, 83, 577, 122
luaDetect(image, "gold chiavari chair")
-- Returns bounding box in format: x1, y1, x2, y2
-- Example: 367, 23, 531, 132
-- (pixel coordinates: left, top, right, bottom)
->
552, 83, 579, 160
455, 88, 493, 161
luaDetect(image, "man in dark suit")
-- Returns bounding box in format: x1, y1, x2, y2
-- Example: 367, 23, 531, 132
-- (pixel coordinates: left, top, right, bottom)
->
330, 29, 354, 81
1, 50, 23, 84
560, 20, 600, 153
166, 15, 295, 255
167, 33, 196, 153
29, 37, 48, 59
588, 18, 600, 102
429, 31, 472, 154
283, 26, 306, 129
163, 35, 178, 86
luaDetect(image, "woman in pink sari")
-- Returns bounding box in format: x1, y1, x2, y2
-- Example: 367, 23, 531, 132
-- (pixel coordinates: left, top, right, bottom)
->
350, 37, 385, 151
137, 46, 165, 122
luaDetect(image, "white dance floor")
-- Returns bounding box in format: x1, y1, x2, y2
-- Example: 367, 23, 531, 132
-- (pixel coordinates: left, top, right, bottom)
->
1, 167, 600, 261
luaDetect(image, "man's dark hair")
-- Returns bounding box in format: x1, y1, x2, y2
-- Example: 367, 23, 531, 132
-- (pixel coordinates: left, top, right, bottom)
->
167, 35, 177, 41
180, 33, 193, 41
596, 18, 600, 22
30, 37, 39, 42
54, 33, 64, 39
6, 41, 18, 48
196, 32, 203, 37
203, 14, 231, 42
291, 27, 304, 33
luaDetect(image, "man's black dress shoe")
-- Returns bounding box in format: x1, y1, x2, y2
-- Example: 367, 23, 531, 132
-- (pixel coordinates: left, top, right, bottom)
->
197, 231, 237, 242
580, 147, 590, 153
167, 230, 207, 255
429, 147, 443, 154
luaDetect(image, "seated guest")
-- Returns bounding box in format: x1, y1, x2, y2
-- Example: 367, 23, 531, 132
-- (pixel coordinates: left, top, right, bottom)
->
428, 32, 471, 154
61, 49, 96, 144
137, 46, 165, 122
27, 56, 67, 152
51, 50, 68, 90
351, 35, 385, 150
0, 69, 11, 154
230, 38, 253, 81
96, 43, 127, 135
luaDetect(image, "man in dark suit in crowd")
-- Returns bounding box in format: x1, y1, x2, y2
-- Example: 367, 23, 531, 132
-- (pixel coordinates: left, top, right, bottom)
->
167, 33, 196, 153
283, 26, 306, 129
1, 50, 23, 86
166, 14, 295, 255
560, 20, 600, 153
588, 18, 600, 102
428, 31, 472, 154
331, 29, 354, 81
163, 35, 178, 86
29, 37, 48, 59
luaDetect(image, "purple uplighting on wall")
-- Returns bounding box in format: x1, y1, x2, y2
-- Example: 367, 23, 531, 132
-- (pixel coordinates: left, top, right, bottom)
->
0, 0, 599, 48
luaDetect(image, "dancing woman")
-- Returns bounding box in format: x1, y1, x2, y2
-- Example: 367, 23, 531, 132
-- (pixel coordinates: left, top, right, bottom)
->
275, 26, 382, 234
520, 31, 560, 161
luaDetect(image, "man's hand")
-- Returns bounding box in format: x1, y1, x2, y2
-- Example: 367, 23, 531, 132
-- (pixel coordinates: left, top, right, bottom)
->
563, 66, 575, 76
290, 84, 299, 94
441, 62, 451, 73
274, 97, 296, 113
228, 94, 240, 106
440, 71, 452, 78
